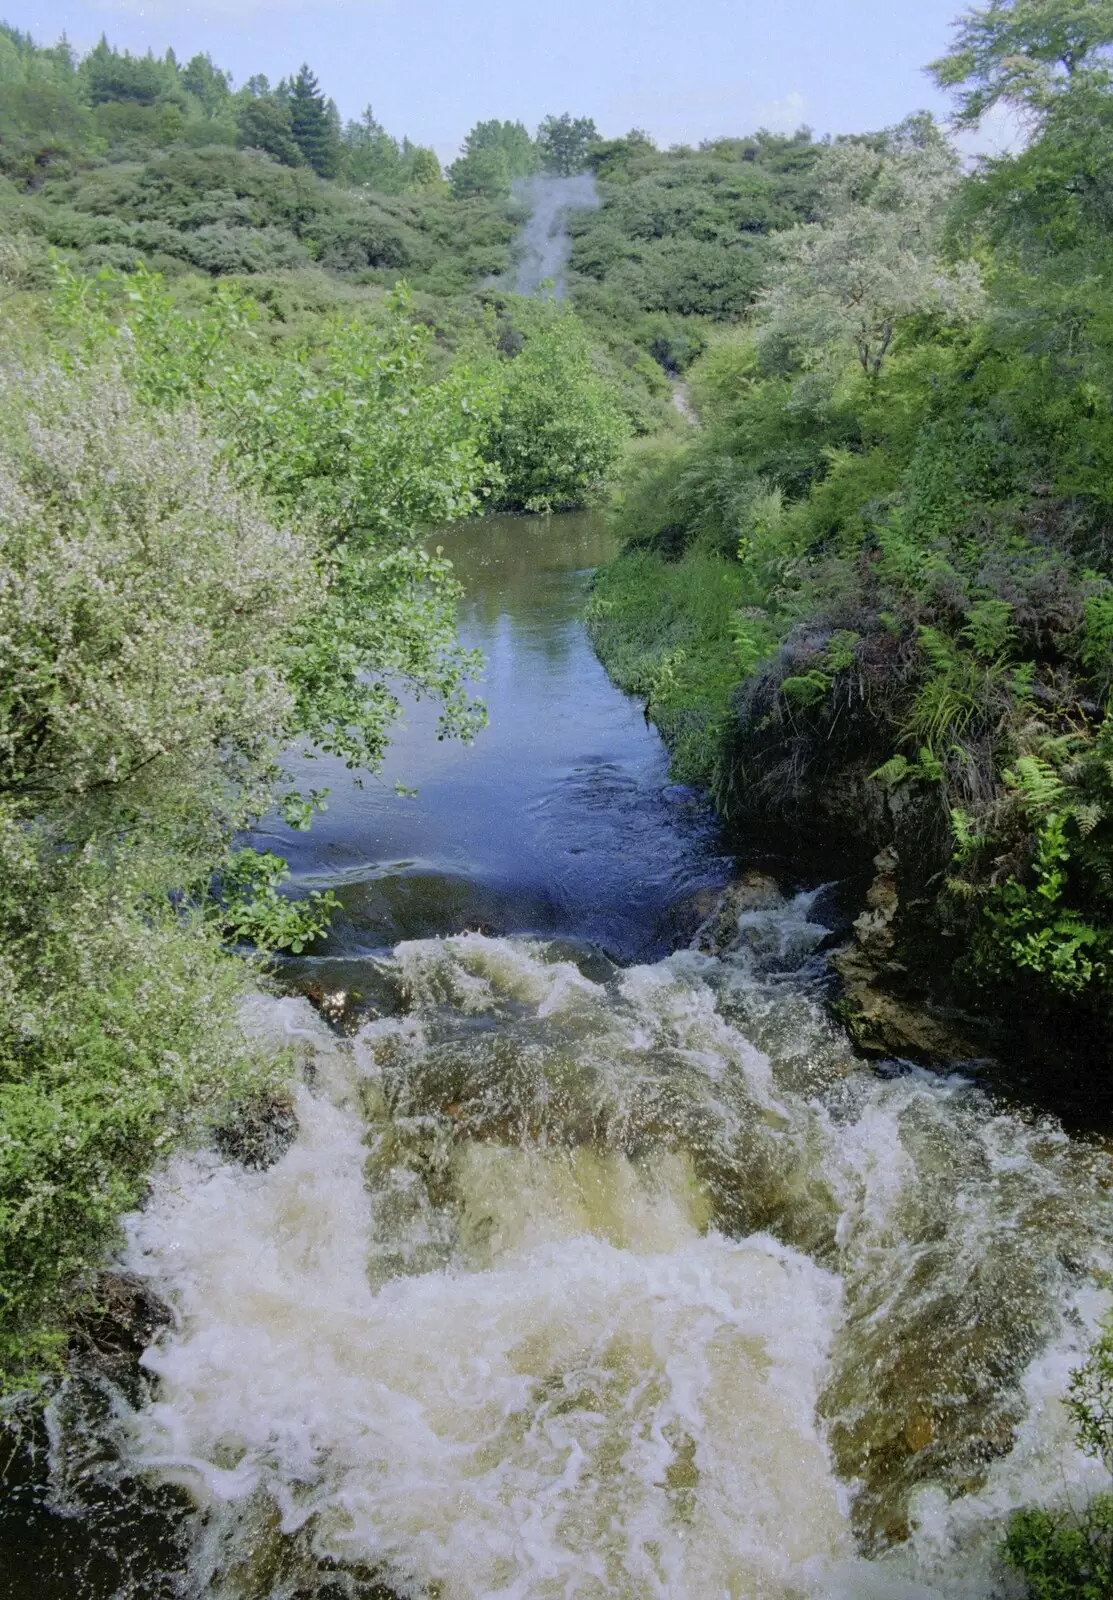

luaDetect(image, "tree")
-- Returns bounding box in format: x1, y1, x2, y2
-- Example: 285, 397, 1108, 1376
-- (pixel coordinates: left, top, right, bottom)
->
450, 142, 512, 199
585, 129, 656, 181
407, 145, 443, 188
236, 89, 302, 167
537, 112, 598, 175
342, 105, 403, 190
79, 35, 174, 106
929, 0, 1113, 125
182, 51, 231, 117
460, 118, 539, 178
486, 304, 628, 510
288, 62, 340, 178
755, 120, 984, 378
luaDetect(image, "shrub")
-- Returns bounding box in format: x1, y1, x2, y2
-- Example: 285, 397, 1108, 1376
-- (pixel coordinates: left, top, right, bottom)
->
486, 302, 628, 511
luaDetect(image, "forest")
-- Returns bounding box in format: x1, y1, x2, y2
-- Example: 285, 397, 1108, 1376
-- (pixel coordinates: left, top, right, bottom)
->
4, 4, 1113, 1595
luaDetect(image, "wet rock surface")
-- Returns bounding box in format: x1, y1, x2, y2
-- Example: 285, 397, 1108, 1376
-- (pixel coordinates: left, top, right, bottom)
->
692, 870, 785, 953
69, 1271, 174, 1381
215, 1086, 299, 1171
829, 849, 989, 1064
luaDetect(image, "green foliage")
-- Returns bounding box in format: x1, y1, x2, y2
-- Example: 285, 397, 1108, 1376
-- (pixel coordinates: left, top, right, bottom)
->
0, 253, 502, 1387
449, 120, 538, 199
214, 850, 339, 953
977, 815, 1109, 993
587, 541, 749, 787
236, 89, 303, 168
450, 143, 512, 200
1068, 1326, 1113, 1471
568, 132, 820, 341
593, 56, 1113, 1031
0, 356, 312, 846
0, 823, 278, 1389
1003, 1498, 1113, 1598
929, 0, 1113, 126
1002, 1325, 1113, 1597
485, 301, 628, 511
7, 141, 516, 289
287, 63, 340, 179
50, 264, 494, 769
537, 113, 598, 176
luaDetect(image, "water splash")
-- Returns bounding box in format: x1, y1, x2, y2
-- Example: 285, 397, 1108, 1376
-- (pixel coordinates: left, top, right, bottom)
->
73, 902, 1113, 1599
511, 175, 600, 300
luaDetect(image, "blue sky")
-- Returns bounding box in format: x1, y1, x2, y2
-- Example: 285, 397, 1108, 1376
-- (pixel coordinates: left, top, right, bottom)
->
4, 0, 1002, 161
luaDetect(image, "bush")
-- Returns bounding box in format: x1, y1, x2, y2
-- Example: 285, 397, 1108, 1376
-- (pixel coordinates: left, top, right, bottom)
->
1003, 1500, 1113, 1599
0, 363, 312, 1385
0, 270, 500, 1388
485, 302, 628, 511
0, 831, 276, 1386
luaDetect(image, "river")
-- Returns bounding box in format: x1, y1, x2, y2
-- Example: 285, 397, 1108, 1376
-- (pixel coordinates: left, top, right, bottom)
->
4, 512, 1113, 1599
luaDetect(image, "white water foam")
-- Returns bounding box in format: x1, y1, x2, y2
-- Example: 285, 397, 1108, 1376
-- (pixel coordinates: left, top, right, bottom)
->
106, 935, 1113, 1598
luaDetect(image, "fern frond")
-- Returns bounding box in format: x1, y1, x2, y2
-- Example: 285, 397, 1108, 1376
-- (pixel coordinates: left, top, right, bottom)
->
1003, 754, 1066, 814
870, 754, 912, 789
1072, 801, 1105, 837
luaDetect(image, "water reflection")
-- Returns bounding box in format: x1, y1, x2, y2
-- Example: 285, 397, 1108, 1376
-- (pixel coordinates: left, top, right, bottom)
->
256, 513, 731, 962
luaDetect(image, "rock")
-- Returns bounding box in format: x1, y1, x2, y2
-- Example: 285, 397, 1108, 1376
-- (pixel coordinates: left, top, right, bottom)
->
829, 846, 988, 1063
831, 956, 983, 1061
215, 1086, 298, 1170
851, 847, 901, 967
69, 1272, 172, 1377
302, 982, 368, 1032
693, 871, 785, 954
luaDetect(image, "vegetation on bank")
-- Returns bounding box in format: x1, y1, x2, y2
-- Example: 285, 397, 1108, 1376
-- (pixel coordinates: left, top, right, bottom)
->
0, 263, 499, 1387
0, 16, 671, 1385
0, 20, 834, 431
590, 2, 1113, 1059
0, 221, 627, 1388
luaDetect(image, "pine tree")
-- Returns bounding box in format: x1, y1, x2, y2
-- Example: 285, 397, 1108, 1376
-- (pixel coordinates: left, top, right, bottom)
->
288, 63, 340, 178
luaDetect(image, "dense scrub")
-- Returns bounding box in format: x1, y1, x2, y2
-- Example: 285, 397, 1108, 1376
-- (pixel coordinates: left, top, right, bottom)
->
590, 28, 1113, 1053
561, 130, 822, 420
0, 19, 836, 434
0, 223, 637, 1386
571, 129, 820, 321
1, 143, 518, 292
0, 263, 505, 1388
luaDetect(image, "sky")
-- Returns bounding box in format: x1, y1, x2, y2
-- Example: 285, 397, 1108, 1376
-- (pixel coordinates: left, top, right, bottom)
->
3, 0, 1016, 162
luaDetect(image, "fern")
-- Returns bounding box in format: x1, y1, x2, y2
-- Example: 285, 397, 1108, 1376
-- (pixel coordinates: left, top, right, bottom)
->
1072, 801, 1105, 837
951, 806, 987, 860
871, 754, 912, 788
963, 598, 1017, 659
781, 670, 830, 708
1003, 754, 1067, 816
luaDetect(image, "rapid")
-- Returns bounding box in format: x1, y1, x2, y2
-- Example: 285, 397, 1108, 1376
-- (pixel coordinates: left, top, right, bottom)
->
7, 514, 1113, 1599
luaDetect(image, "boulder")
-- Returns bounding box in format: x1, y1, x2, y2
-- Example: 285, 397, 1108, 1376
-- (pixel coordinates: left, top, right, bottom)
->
693, 870, 785, 954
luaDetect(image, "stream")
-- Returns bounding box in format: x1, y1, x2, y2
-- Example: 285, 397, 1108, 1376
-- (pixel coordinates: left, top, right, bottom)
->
4, 512, 1113, 1599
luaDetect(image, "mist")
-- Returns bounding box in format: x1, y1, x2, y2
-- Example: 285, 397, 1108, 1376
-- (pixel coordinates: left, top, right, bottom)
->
511, 173, 600, 299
